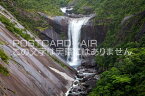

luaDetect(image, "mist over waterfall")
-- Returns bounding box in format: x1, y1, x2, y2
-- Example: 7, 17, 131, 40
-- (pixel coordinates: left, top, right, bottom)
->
67, 17, 91, 67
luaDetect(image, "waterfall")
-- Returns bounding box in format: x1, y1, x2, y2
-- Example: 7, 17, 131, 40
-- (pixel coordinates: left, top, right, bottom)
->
67, 17, 91, 67
60, 7, 97, 96
60, 7, 73, 13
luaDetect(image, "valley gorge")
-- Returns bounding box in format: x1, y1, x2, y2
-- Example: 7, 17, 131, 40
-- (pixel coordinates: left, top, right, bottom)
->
0, 0, 145, 96
40, 7, 101, 96
0, 3, 100, 96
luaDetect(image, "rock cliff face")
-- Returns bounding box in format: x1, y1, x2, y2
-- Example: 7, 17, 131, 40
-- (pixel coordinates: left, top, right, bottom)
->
42, 15, 107, 44
37, 5, 108, 95
81, 23, 107, 44
0, 5, 76, 96
48, 16, 69, 34
41, 15, 107, 67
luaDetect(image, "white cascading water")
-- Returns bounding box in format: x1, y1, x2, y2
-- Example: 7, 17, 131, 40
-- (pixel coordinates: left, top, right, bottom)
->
60, 7, 73, 14
60, 7, 94, 67
67, 17, 91, 67
60, 7, 96, 96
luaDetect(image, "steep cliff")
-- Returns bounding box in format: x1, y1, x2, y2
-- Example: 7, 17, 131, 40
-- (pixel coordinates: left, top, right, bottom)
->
0, 5, 76, 96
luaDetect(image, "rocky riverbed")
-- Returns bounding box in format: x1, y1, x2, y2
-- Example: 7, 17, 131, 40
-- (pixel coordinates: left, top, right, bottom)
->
66, 65, 99, 96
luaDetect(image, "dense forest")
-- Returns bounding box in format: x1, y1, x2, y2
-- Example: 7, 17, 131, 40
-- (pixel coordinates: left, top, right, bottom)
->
0, 0, 71, 34
0, 0, 145, 96
73, 0, 145, 96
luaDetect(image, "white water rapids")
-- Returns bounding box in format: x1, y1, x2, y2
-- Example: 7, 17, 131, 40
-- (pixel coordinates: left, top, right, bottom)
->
67, 17, 91, 67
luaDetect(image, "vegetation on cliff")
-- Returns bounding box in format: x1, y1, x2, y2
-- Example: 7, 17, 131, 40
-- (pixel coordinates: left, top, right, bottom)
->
0, 0, 70, 34
0, 49, 9, 63
67, 0, 145, 95
0, 16, 41, 48
89, 48, 145, 96
73, 0, 145, 96
0, 64, 9, 76
74, 0, 145, 45
0, 49, 9, 76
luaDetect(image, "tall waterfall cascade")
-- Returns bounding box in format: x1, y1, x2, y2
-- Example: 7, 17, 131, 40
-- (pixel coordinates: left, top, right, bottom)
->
60, 7, 98, 96
67, 17, 91, 67
60, 7, 94, 67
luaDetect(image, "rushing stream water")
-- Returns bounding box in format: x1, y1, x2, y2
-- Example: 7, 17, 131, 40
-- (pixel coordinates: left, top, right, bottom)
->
67, 17, 92, 67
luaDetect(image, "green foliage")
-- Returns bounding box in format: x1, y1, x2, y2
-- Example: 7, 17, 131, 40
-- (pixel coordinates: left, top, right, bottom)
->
89, 48, 145, 96
14, 0, 64, 16
0, 0, 72, 35
36, 27, 48, 32
1, 0, 145, 95
0, 49, 9, 63
0, 16, 41, 48
89, 67, 131, 96
75, 0, 145, 47
80, 2, 145, 95
74, 2, 145, 95
0, 1, 50, 35
0, 41, 5, 45
0, 65, 9, 76
0, 49, 10, 76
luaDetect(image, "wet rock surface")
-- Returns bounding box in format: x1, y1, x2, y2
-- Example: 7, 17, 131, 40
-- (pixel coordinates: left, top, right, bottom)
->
66, 65, 99, 96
